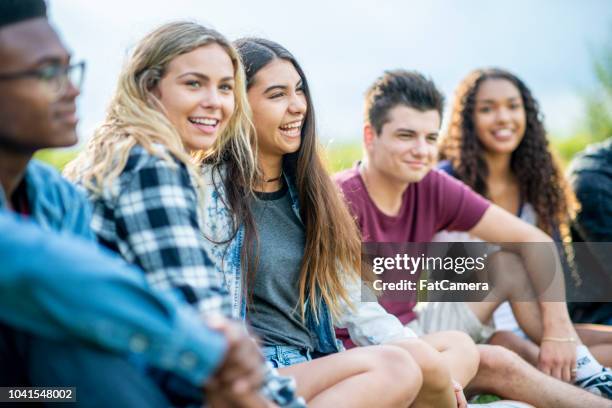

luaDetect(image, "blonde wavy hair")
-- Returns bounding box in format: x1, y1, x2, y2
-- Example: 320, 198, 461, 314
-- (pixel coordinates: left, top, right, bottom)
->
64, 21, 255, 201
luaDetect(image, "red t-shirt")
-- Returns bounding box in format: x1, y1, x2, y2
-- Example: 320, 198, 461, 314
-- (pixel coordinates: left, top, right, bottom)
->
334, 163, 490, 347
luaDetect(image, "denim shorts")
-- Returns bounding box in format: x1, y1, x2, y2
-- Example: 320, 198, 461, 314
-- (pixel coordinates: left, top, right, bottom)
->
261, 345, 313, 368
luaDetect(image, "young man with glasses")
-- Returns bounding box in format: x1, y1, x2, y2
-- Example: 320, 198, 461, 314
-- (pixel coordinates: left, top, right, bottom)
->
0, 0, 86, 224
0, 2, 305, 407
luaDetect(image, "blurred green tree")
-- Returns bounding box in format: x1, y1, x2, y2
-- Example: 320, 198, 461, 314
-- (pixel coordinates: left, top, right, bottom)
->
584, 32, 612, 142
551, 31, 611, 166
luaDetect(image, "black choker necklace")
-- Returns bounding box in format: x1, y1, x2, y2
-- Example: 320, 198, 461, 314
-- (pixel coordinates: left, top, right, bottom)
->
264, 171, 283, 183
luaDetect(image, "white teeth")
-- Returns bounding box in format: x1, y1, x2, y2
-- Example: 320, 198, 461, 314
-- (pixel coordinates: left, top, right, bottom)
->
190, 117, 218, 126
493, 128, 513, 138
279, 121, 302, 130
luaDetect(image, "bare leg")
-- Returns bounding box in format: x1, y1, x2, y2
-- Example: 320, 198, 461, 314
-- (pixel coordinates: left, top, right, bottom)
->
490, 327, 612, 368
279, 345, 422, 408
588, 345, 612, 368
390, 331, 479, 408
472, 254, 612, 367
576, 324, 612, 346
419, 331, 480, 386
466, 345, 611, 408
468, 252, 547, 342
470, 252, 588, 346
488, 330, 538, 366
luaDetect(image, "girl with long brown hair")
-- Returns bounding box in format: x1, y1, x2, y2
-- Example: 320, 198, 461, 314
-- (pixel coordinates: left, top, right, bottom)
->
199, 37, 430, 407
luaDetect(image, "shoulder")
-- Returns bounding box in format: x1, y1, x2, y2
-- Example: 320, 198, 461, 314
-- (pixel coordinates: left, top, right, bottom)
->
27, 159, 89, 205
436, 160, 457, 178
424, 169, 489, 210
28, 159, 76, 189
104, 144, 201, 219
124, 144, 182, 174
334, 165, 364, 195
418, 168, 458, 193
333, 165, 370, 220
427, 168, 469, 189
119, 144, 193, 191
26, 160, 94, 238
569, 139, 612, 177
569, 142, 612, 201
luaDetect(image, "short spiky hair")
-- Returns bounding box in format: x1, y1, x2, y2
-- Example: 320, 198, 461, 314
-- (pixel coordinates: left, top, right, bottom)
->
364, 69, 445, 134
0, 0, 47, 29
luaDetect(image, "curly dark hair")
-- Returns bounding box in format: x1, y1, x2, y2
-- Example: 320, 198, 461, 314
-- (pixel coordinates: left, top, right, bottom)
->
439, 68, 575, 238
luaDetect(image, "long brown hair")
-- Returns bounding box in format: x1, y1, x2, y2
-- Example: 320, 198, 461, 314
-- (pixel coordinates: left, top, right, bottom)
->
233, 37, 362, 320
439, 68, 576, 238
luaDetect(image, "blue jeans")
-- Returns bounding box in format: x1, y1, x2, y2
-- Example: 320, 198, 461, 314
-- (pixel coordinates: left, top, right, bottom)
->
261, 345, 313, 368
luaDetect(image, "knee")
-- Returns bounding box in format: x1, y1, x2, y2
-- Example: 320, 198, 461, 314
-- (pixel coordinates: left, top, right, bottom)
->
478, 344, 524, 376
442, 330, 480, 375
472, 345, 531, 396
488, 330, 530, 355
442, 331, 479, 359
370, 345, 423, 402
488, 251, 530, 295
375, 345, 423, 387
397, 339, 453, 392
488, 251, 523, 268
488, 330, 518, 345
488, 251, 525, 276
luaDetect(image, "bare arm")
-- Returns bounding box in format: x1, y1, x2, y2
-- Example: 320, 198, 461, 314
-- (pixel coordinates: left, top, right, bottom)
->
469, 204, 578, 380
469, 205, 565, 302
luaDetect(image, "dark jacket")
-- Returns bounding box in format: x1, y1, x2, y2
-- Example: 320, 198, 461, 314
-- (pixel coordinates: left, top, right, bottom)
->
568, 138, 612, 324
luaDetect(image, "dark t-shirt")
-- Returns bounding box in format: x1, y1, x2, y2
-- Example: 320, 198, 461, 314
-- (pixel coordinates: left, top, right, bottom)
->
334, 163, 490, 345
247, 183, 315, 350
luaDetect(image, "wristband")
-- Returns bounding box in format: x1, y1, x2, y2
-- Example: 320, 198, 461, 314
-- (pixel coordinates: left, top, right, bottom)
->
541, 336, 577, 343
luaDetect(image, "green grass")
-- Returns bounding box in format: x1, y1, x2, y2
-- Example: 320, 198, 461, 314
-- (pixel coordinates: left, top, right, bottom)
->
471, 394, 502, 403
323, 142, 363, 173
34, 148, 79, 172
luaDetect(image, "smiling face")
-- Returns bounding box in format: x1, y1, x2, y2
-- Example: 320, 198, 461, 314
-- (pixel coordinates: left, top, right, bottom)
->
0, 18, 79, 153
247, 58, 307, 159
473, 78, 526, 155
154, 42, 235, 152
366, 105, 440, 184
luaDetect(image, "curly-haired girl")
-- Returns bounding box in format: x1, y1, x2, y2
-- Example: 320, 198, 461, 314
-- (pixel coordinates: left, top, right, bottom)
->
437, 67, 612, 388
439, 67, 574, 239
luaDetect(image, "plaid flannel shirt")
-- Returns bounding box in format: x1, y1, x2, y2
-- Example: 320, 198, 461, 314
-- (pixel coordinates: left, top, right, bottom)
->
86, 145, 304, 407
87, 145, 231, 317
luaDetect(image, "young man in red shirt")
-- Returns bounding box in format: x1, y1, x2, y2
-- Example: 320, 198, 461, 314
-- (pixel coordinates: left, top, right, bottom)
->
335, 70, 611, 406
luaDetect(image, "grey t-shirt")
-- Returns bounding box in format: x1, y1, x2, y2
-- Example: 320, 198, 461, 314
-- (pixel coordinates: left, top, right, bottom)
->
247, 183, 315, 350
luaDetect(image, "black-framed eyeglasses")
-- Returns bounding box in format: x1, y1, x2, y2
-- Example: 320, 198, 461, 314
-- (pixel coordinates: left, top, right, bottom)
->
0, 61, 86, 98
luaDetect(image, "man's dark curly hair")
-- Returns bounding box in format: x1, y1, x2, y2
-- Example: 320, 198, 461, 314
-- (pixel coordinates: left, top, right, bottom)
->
439, 68, 575, 237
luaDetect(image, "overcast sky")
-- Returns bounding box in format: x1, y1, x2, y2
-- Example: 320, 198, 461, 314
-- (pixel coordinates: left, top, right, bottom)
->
48, 0, 611, 146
